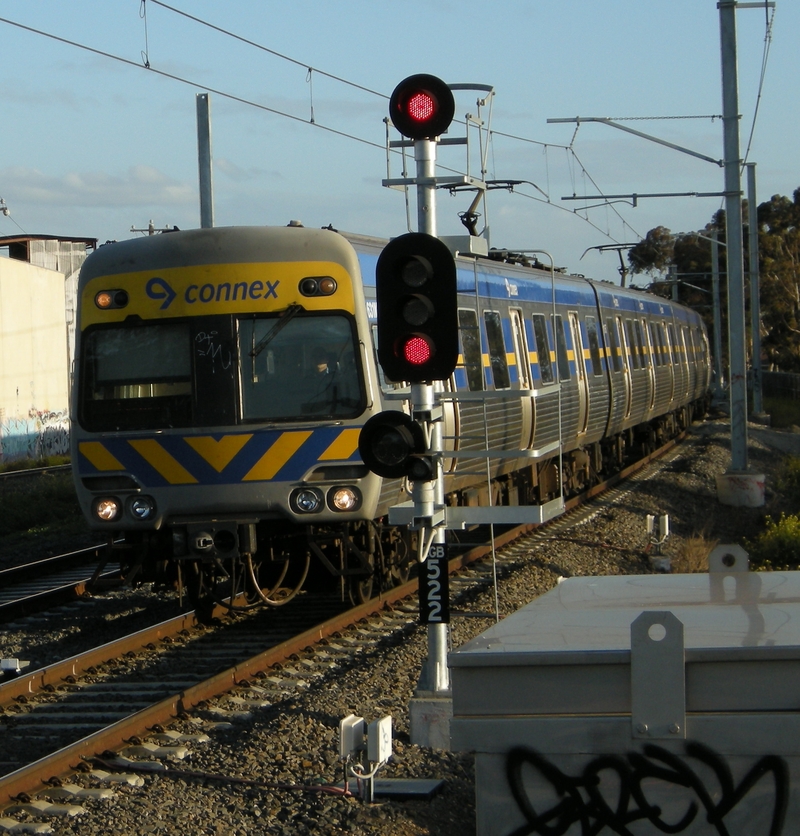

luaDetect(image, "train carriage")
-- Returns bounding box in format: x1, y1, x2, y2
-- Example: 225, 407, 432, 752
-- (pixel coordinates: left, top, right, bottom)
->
71, 224, 710, 607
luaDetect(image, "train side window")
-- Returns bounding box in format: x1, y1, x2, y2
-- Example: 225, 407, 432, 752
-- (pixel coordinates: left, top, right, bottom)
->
484, 310, 510, 389
585, 316, 603, 376
458, 308, 484, 392
532, 314, 554, 384
552, 314, 571, 381
649, 322, 661, 366
658, 323, 669, 366
635, 319, 649, 367
686, 327, 696, 363
605, 317, 622, 373
667, 324, 679, 364
625, 320, 639, 369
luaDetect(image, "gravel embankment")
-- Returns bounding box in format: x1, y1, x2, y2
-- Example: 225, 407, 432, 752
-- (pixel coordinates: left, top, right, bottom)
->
4, 417, 798, 836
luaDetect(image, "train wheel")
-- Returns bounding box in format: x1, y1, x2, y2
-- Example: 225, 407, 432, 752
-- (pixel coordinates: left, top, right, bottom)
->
383, 527, 413, 588
348, 551, 375, 606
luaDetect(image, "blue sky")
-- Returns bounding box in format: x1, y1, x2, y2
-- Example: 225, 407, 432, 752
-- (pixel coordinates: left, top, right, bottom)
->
0, 1, 795, 284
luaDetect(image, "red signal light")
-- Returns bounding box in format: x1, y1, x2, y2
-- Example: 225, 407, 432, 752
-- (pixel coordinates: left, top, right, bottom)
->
389, 74, 455, 140
406, 91, 435, 123
400, 335, 434, 366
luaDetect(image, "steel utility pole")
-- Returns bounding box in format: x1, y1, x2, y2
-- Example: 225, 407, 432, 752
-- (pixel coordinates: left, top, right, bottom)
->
746, 162, 764, 416
719, 0, 748, 472
197, 93, 214, 229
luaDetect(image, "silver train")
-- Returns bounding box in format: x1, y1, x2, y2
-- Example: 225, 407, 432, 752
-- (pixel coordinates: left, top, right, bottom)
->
70, 225, 710, 606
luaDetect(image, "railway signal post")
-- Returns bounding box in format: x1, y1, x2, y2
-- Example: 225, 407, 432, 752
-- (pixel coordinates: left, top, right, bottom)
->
370, 75, 458, 740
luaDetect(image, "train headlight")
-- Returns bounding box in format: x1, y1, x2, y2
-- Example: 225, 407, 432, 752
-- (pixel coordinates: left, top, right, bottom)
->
95, 290, 129, 310
290, 487, 324, 514
93, 497, 121, 522
299, 276, 337, 297
328, 486, 362, 513
128, 495, 156, 520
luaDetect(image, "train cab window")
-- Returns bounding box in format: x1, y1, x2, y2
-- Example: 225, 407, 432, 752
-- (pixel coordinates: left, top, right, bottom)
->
458, 308, 484, 391
532, 314, 554, 384
605, 317, 622, 373
79, 323, 193, 431
625, 320, 639, 370
484, 310, 510, 389
552, 314, 571, 381
585, 316, 603, 376
238, 314, 363, 421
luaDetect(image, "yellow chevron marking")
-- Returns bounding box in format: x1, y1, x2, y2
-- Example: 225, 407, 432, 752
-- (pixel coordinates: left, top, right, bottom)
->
243, 431, 312, 481
185, 434, 252, 473
319, 429, 360, 462
128, 439, 198, 484
79, 441, 124, 471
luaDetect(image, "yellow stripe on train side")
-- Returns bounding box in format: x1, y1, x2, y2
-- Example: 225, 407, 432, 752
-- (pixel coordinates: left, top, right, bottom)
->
78, 441, 124, 472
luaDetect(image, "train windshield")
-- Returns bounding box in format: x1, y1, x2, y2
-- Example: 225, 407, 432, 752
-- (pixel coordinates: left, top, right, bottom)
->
79, 323, 193, 430
238, 314, 363, 421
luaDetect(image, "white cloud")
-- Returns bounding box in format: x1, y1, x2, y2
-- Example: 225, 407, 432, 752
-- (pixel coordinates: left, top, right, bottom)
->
0, 165, 194, 208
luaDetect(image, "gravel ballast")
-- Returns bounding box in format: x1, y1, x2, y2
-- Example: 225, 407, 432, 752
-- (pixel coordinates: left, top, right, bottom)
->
4, 418, 798, 836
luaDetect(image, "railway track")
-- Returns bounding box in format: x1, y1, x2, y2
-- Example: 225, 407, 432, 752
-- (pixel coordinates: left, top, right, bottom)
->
0, 546, 118, 623
0, 430, 693, 820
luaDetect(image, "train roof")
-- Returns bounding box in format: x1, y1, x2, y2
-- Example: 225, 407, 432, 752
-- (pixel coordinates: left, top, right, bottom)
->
78, 225, 359, 283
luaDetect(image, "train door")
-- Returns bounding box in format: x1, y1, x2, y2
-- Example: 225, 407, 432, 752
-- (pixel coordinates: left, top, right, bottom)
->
615, 315, 632, 419
510, 308, 534, 448
568, 311, 589, 435
639, 318, 656, 411
661, 323, 675, 401
680, 326, 691, 398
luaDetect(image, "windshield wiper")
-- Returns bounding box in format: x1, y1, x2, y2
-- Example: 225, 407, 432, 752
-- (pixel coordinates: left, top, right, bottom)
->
249, 303, 303, 358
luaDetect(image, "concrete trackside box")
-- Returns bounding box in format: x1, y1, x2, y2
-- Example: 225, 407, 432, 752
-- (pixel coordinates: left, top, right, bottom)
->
449, 555, 800, 835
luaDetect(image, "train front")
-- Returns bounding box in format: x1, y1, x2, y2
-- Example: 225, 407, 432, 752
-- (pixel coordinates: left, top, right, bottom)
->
70, 225, 384, 605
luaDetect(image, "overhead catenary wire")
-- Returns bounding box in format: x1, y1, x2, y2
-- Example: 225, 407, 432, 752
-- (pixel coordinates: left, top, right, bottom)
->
147, 0, 388, 100
0, 16, 386, 152
741, 3, 776, 167
0, 11, 676, 250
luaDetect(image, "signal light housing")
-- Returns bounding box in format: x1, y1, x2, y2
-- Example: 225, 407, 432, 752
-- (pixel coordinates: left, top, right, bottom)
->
389, 74, 455, 141
376, 232, 458, 383
358, 411, 433, 481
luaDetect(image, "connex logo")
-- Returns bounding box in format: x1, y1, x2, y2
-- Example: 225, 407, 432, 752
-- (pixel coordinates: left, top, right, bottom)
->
146, 277, 177, 310
145, 276, 281, 310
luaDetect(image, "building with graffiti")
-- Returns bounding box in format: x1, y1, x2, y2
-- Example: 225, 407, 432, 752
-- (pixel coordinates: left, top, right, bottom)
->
0, 235, 96, 464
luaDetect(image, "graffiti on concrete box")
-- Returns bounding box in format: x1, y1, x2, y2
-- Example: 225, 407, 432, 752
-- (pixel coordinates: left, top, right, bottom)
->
505, 742, 788, 836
